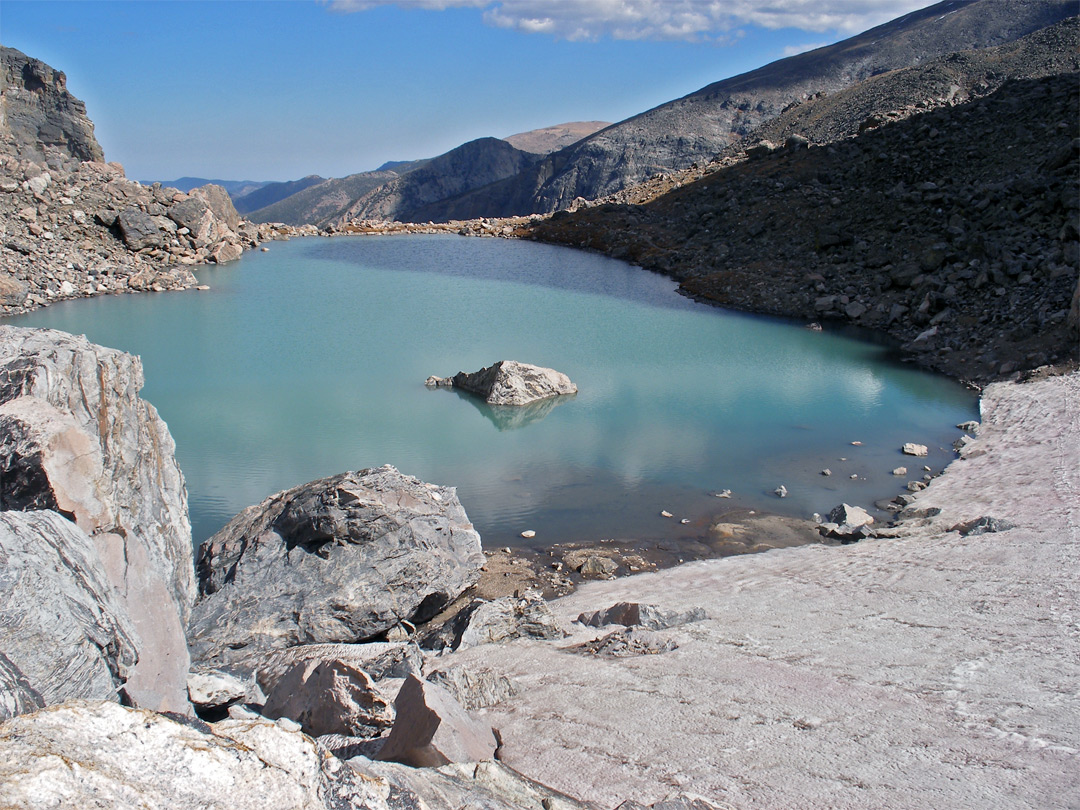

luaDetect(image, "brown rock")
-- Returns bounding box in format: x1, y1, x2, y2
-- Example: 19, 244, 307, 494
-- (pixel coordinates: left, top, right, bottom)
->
377, 675, 498, 768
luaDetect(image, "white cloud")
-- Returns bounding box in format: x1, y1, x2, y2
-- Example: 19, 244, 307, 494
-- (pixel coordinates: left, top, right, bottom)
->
327, 0, 939, 41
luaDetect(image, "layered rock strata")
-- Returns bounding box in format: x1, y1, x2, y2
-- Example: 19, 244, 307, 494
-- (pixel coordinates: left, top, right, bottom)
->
189, 465, 484, 670
0, 510, 137, 710
0, 326, 194, 712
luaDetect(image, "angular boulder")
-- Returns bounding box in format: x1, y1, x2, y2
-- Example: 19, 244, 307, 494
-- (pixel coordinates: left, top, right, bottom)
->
420, 593, 565, 652
262, 659, 394, 738
116, 207, 162, 250
255, 641, 422, 695
0, 511, 138, 712
189, 465, 484, 670
577, 602, 707, 631
0, 327, 194, 713
426, 360, 576, 406
376, 675, 498, 768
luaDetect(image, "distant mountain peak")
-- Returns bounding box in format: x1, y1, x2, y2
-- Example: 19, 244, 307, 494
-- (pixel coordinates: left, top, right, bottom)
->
502, 121, 610, 155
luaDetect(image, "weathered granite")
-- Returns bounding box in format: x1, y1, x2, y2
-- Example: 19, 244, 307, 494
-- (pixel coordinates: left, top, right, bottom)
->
0, 511, 136, 711
421, 593, 565, 652
0, 326, 194, 713
427, 360, 577, 406
189, 465, 484, 670
255, 641, 423, 695
0, 701, 421, 810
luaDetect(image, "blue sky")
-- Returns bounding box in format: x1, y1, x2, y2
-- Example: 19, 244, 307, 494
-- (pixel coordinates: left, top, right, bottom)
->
3, 0, 935, 182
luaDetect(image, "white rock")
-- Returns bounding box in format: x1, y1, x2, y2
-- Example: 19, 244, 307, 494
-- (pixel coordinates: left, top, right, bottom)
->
902, 443, 929, 456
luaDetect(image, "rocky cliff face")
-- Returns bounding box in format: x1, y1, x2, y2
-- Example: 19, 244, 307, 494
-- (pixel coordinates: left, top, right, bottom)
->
0, 46, 104, 168
0, 326, 195, 712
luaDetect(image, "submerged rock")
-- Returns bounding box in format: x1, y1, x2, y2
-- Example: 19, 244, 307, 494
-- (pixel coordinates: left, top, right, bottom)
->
426, 360, 577, 406
189, 465, 484, 671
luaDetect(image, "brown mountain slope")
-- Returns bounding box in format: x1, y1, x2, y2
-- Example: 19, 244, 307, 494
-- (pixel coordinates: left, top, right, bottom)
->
503, 122, 610, 155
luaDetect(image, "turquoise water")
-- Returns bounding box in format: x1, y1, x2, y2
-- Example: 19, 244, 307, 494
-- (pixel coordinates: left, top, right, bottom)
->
5, 235, 977, 548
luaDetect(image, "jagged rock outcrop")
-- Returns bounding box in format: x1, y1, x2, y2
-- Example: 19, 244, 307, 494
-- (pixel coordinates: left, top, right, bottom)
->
189, 465, 484, 671
0, 326, 194, 712
426, 360, 577, 406
0, 510, 138, 710
0, 45, 104, 168
0, 701, 420, 810
0, 48, 319, 317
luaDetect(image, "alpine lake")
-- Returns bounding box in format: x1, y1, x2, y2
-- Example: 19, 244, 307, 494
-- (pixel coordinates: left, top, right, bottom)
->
6, 234, 978, 553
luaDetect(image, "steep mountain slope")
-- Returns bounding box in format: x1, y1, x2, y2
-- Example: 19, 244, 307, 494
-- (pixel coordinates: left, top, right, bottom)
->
417, 0, 1076, 221
231, 174, 325, 214
146, 177, 267, 196
528, 69, 1079, 383
0, 45, 104, 167
330, 137, 540, 226
250, 137, 541, 227
247, 169, 399, 225
503, 121, 610, 155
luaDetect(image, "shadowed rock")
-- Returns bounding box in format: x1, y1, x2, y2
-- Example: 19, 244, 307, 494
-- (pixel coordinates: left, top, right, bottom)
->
420, 593, 566, 652
255, 642, 423, 696
262, 659, 394, 739
189, 465, 484, 671
577, 602, 707, 631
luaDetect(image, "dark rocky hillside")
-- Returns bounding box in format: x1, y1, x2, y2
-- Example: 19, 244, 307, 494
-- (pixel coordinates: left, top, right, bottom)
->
527, 70, 1080, 384
251, 137, 542, 227
0, 45, 104, 167
415, 0, 1077, 221
231, 174, 325, 214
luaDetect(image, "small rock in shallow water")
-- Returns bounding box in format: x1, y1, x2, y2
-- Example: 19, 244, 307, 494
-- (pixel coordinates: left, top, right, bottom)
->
660, 510, 673, 518
774, 485, 788, 498
679, 518, 690, 524
821, 469, 832, 476
892, 466, 908, 476
520, 530, 536, 539
715, 489, 732, 498
903, 442, 929, 456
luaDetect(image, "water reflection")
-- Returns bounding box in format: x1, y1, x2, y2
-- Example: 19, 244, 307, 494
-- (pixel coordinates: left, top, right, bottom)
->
440, 387, 577, 432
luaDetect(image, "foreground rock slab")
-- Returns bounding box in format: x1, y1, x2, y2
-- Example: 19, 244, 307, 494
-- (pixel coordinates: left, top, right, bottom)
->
0, 326, 193, 713
427, 360, 577, 406
438, 373, 1080, 807
189, 465, 484, 670
0, 701, 416, 810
